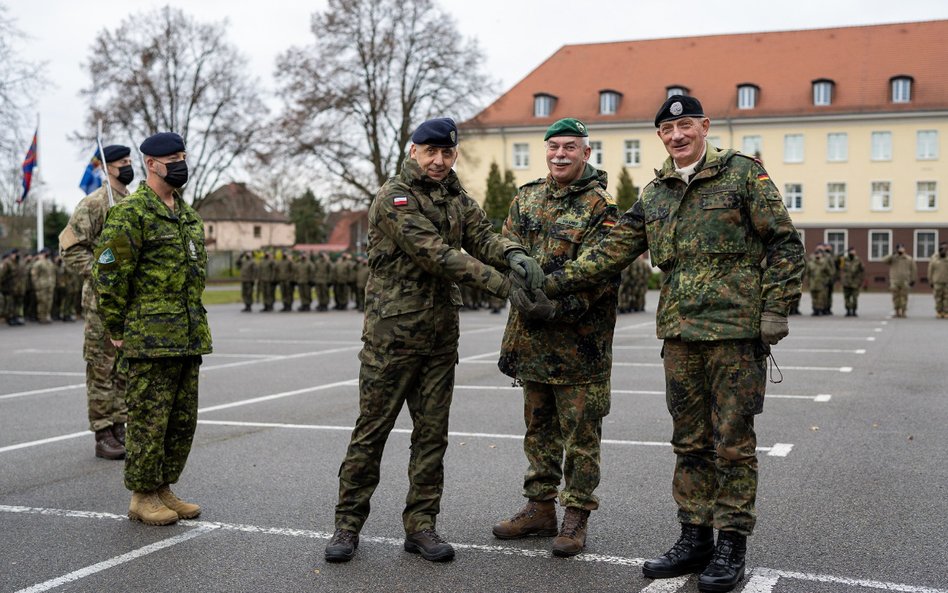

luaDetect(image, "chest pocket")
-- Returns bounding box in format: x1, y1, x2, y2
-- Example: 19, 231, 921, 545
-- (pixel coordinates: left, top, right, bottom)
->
546, 223, 585, 264
696, 187, 747, 254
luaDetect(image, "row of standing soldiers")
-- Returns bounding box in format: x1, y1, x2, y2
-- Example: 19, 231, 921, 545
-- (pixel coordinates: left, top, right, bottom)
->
1, 248, 83, 326
237, 250, 370, 312
800, 244, 865, 316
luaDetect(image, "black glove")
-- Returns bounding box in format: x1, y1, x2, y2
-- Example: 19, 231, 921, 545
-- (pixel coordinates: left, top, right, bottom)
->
506, 250, 545, 291
510, 288, 557, 321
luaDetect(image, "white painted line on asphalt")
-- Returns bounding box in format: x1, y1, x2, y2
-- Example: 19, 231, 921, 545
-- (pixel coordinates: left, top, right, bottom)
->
782, 365, 853, 373
615, 320, 655, 332
3, 505, 945, 593
0, 370, 85, 377
874, 327, 883, 332
640, 575, 690, 592
461, 360, 853, 372
774, 348, 866, 354
785, 336, 875, 341
814, 394, 833, 402
214, 338, 361, 345
455, 385, 831, 402
12, 524, 217, 593
768, 443, 794, 457
0, 383, 85, 400
0, 431, 87, 454
197, 379, 358, 413
204, 353, 278, 359
200, 345, 362, 372
459, 350, 501, 362
13, 349, 78, 354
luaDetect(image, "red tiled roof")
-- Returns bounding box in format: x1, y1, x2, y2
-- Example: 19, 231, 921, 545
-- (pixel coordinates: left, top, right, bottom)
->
197, 182, 289, 223
464, 20, 948, 129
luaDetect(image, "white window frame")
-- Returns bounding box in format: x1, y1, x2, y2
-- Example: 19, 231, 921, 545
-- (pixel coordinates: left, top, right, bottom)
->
737, 85, 758, 109
599, 91, 620, 115
742, 135, 762, 158
825, 229, 848, 256
869, 229, 892, 261
707, 136, 722, 149
783, 183, 803, 212
512, 143, 529, 169
914, 229, 939, 261
916, 180, 937, 211
827, 182, 847, 212
892, 77, 912, 103
784, 134, 804, 163
623, 139, 641, 167
871, 131, 892, 161
589, 140, 603, 167
534, 95, 555, 118
870, 180, 892, 211
916, 130, 938, 160
813, 81, 833, 106
827, 133, 848, 162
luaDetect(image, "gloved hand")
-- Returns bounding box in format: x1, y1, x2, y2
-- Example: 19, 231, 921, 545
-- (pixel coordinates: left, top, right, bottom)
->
506, 250, 545, 291
510, 288, 557, 321
760, 311, 789, 345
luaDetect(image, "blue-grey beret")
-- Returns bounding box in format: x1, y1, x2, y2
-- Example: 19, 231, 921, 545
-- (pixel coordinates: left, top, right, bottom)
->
102, 144, 130, 163
140, 132, 186, 157
411, 118, 458, 147
655, 95, 705, 127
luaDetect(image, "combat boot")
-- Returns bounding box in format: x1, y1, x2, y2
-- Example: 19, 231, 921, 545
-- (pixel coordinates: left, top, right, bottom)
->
128, 491, 179, 525
698, 531, 746, 592
325, 528, 359, 562
94, 428, 125, 460
643, 523, 714, 579
551, 507, 589, 557
404, 528, 455, 562
112, 422, 126, 445
492, 499, 558, 539
156, 484, 201, 519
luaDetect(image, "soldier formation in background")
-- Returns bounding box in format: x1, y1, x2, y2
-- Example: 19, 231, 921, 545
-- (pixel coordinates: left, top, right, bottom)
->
884, 244, 918, 318
930, 242, 948, 319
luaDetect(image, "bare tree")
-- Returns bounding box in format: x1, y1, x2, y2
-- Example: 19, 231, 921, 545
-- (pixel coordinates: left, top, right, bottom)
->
77, 5, 267, 205
274, 0, 495, 206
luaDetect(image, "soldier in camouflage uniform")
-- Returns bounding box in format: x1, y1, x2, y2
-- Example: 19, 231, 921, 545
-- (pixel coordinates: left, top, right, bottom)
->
93, 133, 211, 526
839, 246, 865, 317
258, 252, 276, 311
493, 118, 619, 557
60, 145, 135, 459
354, 255, 369, 312
884, 244, 917, 318
930, 242, 948, 319
313, 252, 332, 311
538, 96, 803, 592
296, 252, 315, 311
631, 253, 652, 312
1, 250, 23, 325
30, 249, 57, 323
237, 251, 257, 312
276, 249, 295, 311
806, 248, 832, 316
332, 253, 350, 310
325, 118, 542, 564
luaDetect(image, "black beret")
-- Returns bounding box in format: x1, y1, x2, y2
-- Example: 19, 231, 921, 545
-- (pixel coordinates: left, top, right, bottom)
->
102, 144, 130, 163
411, 118, 458, 147
654, 95, 705, 127
140, 132, 186, 157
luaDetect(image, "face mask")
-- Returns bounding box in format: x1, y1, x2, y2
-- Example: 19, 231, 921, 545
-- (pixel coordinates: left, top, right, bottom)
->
162, 160, 189, 188
116, 165, 135, 186
848, 253, 854, 259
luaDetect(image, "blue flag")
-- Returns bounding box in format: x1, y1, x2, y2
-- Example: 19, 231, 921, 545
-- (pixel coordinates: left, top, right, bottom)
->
79, 147, 103, 195
18, 129, 38, 204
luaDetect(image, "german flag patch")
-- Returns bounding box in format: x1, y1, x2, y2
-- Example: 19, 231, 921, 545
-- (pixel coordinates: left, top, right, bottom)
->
602, 220, 616, 228
757, 173, 770, 182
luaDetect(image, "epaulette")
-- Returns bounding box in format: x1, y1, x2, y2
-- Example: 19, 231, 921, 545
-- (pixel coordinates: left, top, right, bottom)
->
732, 150, 764, 166
519, 178, 546, 190
593, 186, 616, 204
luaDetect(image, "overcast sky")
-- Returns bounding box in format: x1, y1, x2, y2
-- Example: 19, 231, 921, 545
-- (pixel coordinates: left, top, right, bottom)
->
7, 0, 948, 213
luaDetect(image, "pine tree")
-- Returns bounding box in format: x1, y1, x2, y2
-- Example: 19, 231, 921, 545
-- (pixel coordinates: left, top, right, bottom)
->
288, 189, 328, 244
482, 162, 518, 231
615, 167, 639, 212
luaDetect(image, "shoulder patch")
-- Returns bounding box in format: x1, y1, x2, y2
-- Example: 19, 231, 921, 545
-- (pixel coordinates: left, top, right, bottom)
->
98, 247, 115, 264
393, 196, 409, 207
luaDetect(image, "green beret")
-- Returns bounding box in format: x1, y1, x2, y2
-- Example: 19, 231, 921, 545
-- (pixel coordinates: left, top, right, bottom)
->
544, 118, 588, 141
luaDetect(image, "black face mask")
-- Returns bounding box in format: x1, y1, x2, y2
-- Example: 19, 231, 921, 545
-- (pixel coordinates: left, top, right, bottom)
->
162, 160, 189, 188
116, 165, 135, 186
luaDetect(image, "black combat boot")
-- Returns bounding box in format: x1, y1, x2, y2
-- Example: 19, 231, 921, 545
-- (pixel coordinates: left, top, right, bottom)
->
94, 428, 125, 460
324, 528, 359, 562
698, 530, 747, 592
404, 528, 455, 562
642, 523, 714, 579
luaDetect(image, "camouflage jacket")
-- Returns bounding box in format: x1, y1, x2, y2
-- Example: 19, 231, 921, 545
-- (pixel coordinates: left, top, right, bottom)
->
30, 258, 56, 289
883, 253, 917, 286
93, 183, 212, 358
929, 252, 948, 284
361, 157, 519, 355
312, 257, 332, 283
547, 143, 804, 342
257, 258, 276, 282
237, 257, 257, 282
295, 258, 315, 284
805, 255, 834, 287
275, 257, 294, 282
59, 181, 130, 312
499, 165, 619, 384
839, 254, 865, 288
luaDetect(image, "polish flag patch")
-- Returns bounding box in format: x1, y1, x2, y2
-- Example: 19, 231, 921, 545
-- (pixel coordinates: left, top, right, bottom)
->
393, 196, 408, 206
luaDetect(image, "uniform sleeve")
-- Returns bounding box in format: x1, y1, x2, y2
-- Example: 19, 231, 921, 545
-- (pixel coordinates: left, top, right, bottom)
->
59, 196, 101, 278
92, 203, 142, 341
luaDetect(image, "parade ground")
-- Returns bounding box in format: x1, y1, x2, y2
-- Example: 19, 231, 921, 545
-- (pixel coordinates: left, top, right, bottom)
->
1, 291, 946, 593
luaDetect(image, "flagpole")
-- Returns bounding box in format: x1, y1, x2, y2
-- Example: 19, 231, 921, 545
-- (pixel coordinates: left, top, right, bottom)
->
96, 120, 114, 208
35, 114, 43, 252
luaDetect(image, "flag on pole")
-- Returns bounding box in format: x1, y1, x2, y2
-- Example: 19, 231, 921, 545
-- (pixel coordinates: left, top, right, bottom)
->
18, 129, 38, 204
79, 147, 104, 195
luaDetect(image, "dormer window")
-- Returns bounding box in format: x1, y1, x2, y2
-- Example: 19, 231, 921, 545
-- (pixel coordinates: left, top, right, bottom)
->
891, 76, 913, 103
812, 79, 834, 106
737, 84, 759, 109
534, 93, 556, 117
599, 90, 621, 115
666, 85, 689, 98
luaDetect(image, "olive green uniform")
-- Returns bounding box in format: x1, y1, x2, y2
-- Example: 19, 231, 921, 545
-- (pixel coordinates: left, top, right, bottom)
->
929, 251, 948, 317
884, 252, 917, 315
839, 253, 865, 314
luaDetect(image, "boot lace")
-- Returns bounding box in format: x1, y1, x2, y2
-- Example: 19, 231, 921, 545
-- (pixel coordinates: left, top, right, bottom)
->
709, 536, 736, 566
559, 511, 586, 539
665, 527, 704, 560
332, 529, 357, 545
419, 528, 446, 544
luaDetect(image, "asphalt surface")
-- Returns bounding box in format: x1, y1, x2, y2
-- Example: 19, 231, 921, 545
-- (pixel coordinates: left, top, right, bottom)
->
2, 291, 947, 593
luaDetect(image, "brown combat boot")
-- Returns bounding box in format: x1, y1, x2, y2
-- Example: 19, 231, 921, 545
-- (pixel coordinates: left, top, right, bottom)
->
492, 499, 558, 539
94, 428, 125, 460
128, 491, 179, 525
156, 484, 201, 519
552, 507, 590, 557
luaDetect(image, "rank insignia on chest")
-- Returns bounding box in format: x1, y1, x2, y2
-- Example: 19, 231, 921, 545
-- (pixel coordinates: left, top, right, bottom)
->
189, 239, 198, 260
98, 247, 115, 264
393, 196, 408, 207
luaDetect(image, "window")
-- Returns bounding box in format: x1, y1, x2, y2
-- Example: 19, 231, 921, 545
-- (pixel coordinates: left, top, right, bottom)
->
533, 94, 556, 117
512, 143, 529, 169
871, 181, 892, 211
891, 76, 913, 103
784, 183, 803, 211
666, 86, 689, 98
208, 224, 214, 236
916, 181, 937, 211
253, 225, 262, 239
742, 135, 762, 158
737, 84, 758, 109
871, 132, 892, 161
812, 80, 833, 106
869, 230, 892, 261
624, 140, 641, 167
825, 230, 847, 256
599, 90, 621, 115
915, 230, 938, 260
827, 182, 847, 211
589, 141, 603, 167
784, 134, 804, 163
917, 130, 938, 160
827, 133, 848, 162
707, 136, 723, 149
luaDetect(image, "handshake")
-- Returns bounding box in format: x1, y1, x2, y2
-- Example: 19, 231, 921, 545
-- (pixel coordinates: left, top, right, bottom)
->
505, 251, 557, 321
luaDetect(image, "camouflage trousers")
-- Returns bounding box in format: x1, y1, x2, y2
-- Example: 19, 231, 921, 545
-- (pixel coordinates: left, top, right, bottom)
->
34, 285, 54, 322
83, 309, 127, 432
662, 339, 766, 536
241, 281, 254, 306
123, 356, 201, 493
314, 283, 330, 308
810, 288, 827, 312
335, 348, 456, 534
280, 280, 295, 308
298, 282, 312, 307
334, 283, 350, 308
843, 286, 860, 311
934, 282, 948, 315
521, 380, 610, 510
891, 282, 910, 311
263, 281, 276, 308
